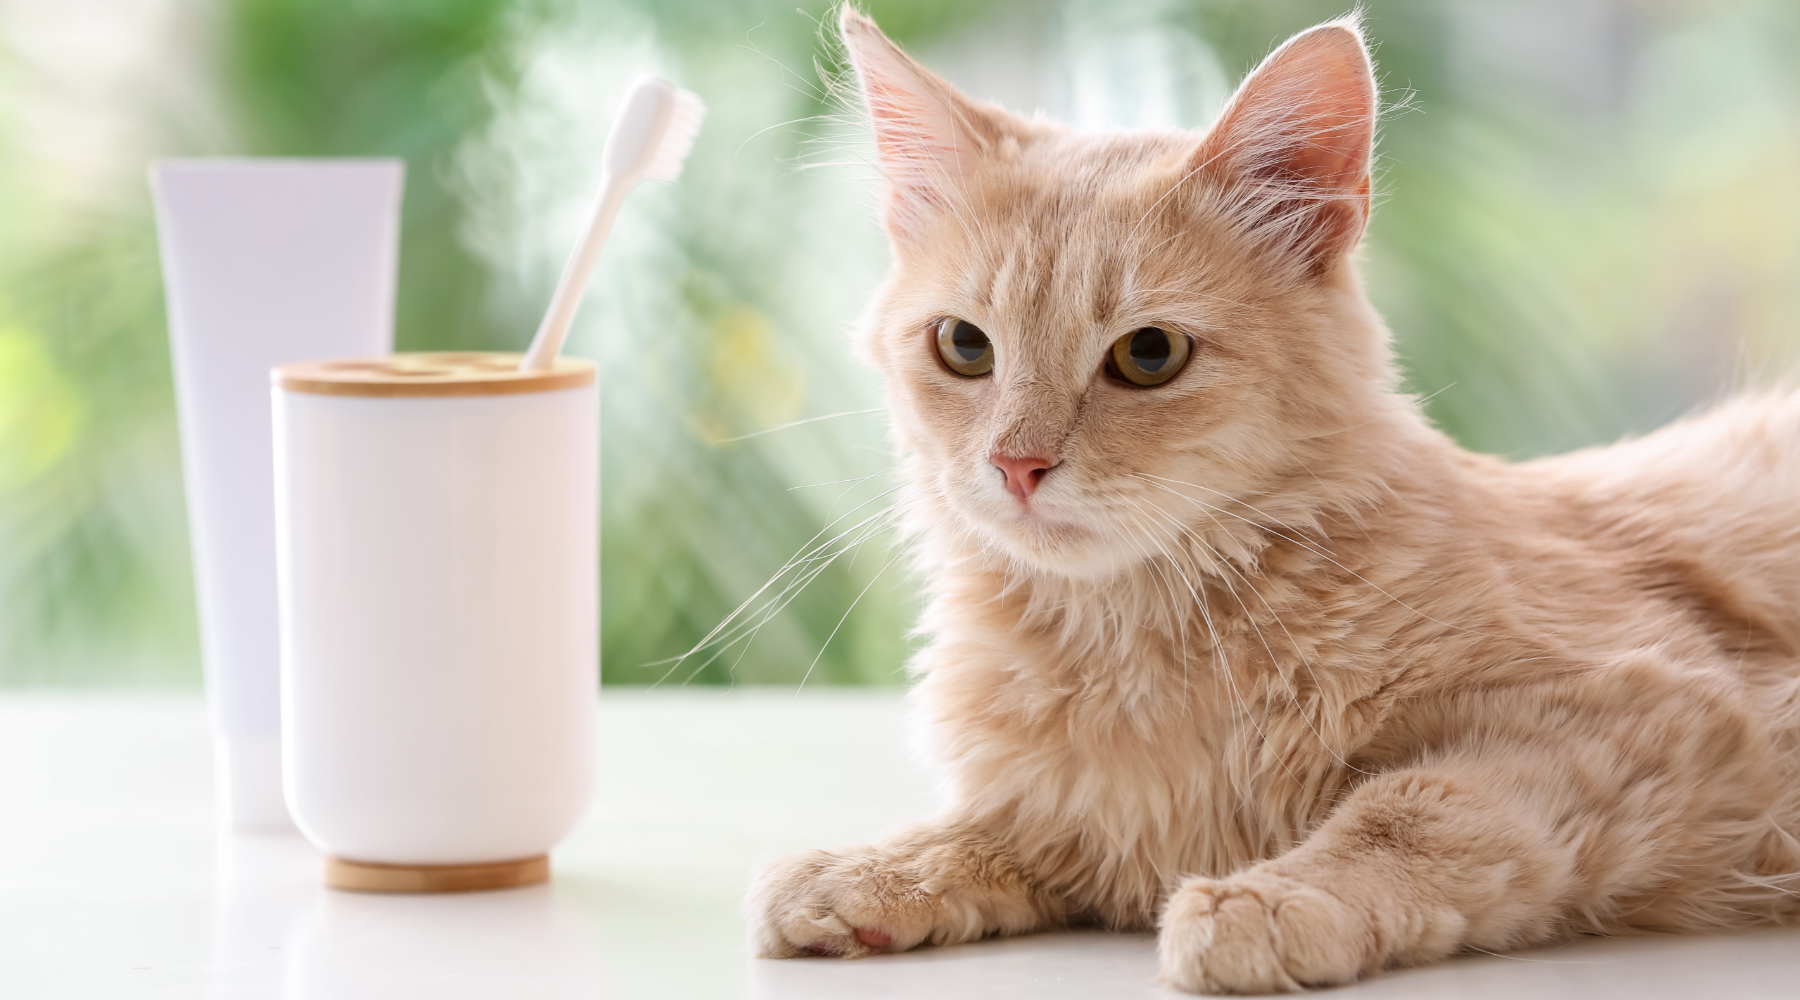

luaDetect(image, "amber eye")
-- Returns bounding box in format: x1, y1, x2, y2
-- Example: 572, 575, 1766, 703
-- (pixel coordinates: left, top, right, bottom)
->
935, 318, 994, 377
1107, 326, 1191, 387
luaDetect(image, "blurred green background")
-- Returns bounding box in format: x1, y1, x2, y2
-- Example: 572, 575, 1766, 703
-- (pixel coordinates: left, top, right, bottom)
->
2, 0, 1797, 687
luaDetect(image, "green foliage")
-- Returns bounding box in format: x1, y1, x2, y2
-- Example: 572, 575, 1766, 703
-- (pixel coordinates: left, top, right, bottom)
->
0, 211, 195, 683
222, 0, 517, 353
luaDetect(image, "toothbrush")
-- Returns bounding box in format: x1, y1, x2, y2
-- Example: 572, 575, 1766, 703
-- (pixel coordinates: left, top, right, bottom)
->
520, 77, 706, 371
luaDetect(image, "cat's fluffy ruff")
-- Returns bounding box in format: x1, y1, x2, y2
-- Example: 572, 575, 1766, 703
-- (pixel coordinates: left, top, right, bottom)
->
745, 7, 1800, 993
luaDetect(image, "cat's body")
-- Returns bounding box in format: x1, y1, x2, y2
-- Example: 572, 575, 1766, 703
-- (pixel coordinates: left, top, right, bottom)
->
912, 393, 1800, 928
746, 8, 1800, 992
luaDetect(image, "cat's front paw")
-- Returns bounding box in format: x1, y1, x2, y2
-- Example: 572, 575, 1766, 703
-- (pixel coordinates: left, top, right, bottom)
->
746, 848, 939, 959
1157, 870, 1374, 994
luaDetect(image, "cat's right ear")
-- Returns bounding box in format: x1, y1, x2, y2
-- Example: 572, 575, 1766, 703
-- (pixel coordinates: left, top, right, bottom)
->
1193, 18, 1377, 275
839, 7, 997, 240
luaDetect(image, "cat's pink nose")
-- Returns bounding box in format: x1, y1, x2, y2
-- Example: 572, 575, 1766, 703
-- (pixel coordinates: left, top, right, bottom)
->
992, 453, 1057, 500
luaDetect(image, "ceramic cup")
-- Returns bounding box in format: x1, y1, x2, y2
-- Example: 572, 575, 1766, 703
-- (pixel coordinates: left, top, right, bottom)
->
272, 352, 597, 892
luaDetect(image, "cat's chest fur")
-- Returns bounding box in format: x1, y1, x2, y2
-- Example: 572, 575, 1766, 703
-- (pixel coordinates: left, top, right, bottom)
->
910, 559, 1386, 926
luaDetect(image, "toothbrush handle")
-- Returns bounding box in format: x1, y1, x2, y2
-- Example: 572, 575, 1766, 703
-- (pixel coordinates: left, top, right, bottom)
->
520, 173, 631, 372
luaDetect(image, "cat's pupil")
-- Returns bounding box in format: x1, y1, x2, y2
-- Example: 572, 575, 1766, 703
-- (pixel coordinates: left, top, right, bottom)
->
952, 321, 989, 362
1129, 328, 1171, 372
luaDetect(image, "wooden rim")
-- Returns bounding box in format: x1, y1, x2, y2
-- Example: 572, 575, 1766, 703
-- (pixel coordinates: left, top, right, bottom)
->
325, 854, 550, 893
274, 352, 595, 398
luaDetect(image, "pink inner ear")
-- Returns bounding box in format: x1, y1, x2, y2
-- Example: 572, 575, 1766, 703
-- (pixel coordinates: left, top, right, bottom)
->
1281, 109, 1371, 188
1274, 45, 1375, 189
863, 77, 958, 224
1207, 26, 1375, 194
1196, 24, 1376, 270
841, 11, 989, 238
863, 78, 958, 174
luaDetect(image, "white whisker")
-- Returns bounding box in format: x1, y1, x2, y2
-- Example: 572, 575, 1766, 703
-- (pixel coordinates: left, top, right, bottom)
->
719, 408, 884, 443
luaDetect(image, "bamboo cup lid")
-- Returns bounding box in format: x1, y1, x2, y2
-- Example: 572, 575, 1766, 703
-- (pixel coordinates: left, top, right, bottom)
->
325, 854, 550, 893
274, 352, 595, 398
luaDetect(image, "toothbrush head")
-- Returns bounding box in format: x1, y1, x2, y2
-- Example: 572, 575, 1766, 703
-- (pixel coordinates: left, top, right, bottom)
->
519, 76, 706, 373
604, 77, 707, 184
644, 86, 705, 183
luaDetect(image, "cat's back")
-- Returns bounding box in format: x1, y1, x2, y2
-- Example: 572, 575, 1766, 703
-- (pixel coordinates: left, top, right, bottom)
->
1516, 391, 1800, 663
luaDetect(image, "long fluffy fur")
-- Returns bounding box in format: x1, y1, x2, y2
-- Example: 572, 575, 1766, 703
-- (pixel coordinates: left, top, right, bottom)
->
745, 7, 1800, 993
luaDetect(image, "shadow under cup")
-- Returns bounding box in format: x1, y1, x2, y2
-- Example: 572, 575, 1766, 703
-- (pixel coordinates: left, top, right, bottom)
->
272, 352, 598, 892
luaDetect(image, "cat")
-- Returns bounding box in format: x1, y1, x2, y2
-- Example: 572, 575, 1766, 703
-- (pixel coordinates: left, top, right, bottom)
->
744, 5, 1800, 993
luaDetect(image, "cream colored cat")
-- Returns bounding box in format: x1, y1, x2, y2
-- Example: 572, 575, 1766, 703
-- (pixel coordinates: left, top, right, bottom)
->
745, 7, 1800, 993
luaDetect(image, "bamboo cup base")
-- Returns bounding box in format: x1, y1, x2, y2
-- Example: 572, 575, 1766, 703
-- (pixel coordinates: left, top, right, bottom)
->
325, 854, 550, 893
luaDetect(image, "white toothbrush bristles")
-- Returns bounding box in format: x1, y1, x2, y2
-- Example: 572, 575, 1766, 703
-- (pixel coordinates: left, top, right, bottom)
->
645, 87, 706, 183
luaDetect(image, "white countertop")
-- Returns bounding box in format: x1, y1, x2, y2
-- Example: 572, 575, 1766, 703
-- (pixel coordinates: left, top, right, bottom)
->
5, 689, 1800, 999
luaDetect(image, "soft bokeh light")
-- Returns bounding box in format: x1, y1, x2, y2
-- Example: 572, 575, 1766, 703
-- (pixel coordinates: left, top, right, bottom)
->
2, 0, 1798, 686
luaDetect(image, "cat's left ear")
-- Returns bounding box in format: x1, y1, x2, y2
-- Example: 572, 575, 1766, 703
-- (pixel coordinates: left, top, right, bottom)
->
839, 7, 1005, 240
1194, 17, 1377, 275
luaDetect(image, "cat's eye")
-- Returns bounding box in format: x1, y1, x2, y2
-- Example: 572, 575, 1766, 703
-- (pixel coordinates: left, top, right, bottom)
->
1107, 327, 1191, 387
935, 318, 994, 377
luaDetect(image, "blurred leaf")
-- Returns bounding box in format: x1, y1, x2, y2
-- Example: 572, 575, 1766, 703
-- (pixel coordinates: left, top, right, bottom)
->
0, 328, 82, 491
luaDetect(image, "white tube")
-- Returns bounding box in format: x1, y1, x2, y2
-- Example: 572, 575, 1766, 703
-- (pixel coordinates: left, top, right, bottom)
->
150, 159, 403, 830
272, 355, 597, 888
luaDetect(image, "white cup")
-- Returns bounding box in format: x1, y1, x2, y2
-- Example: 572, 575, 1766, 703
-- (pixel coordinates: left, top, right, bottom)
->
272, 352, 597, 892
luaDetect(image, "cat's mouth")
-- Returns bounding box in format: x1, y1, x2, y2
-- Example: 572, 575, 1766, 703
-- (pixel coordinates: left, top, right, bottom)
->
1009, 504, 1082, 533
936, 468, 1127, 574
983, 497, 1100, 553
984, 510, 1149, 580
961, 487, 1081, 534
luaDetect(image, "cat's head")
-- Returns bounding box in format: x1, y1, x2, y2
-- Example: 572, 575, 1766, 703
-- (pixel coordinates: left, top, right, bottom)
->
841, 7, 1399, 582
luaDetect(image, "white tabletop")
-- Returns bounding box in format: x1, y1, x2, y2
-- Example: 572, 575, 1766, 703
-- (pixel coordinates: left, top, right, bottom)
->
5, 689, 1800, 999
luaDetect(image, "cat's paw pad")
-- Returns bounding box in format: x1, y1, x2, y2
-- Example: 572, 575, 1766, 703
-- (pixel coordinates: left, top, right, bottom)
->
1157, 871, 1372, 994
745, 849, 931, 959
